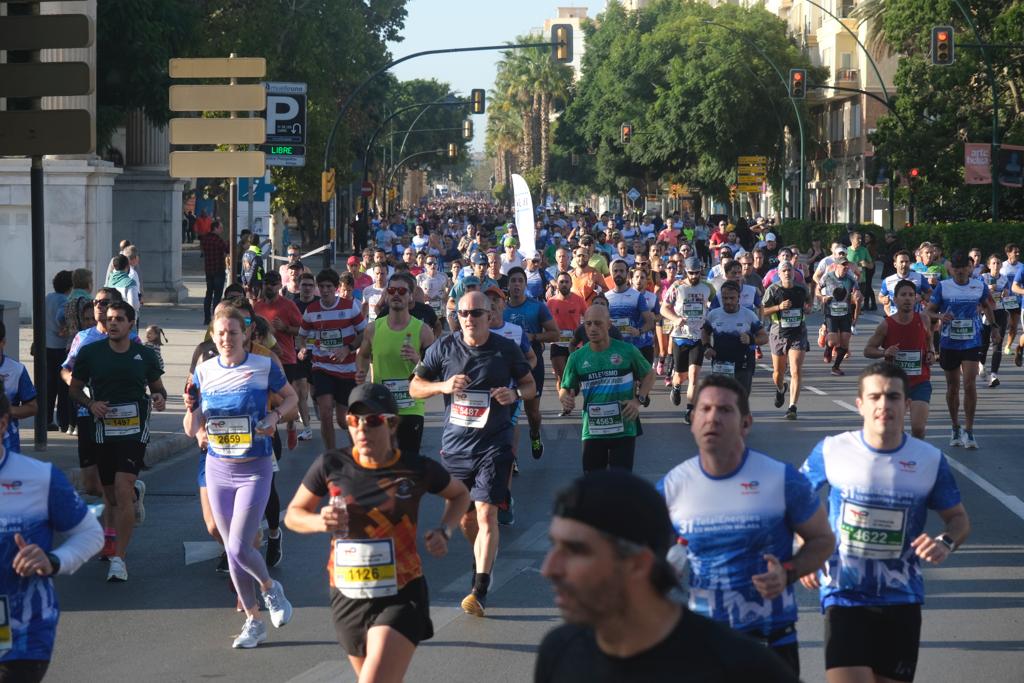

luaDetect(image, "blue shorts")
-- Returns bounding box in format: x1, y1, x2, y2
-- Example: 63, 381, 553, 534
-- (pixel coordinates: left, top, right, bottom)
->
443, 450, 513, 505
908, 380, 932, 403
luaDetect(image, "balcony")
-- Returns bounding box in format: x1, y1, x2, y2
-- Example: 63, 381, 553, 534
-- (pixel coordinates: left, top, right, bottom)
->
836, 68, 859, 86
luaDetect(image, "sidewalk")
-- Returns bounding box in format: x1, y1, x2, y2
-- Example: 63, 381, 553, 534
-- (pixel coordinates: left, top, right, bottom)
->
17, 244, 215, 487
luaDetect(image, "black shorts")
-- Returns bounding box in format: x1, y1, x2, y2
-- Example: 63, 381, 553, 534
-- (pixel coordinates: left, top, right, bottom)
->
77, 414, 100, 469
825, 604, 921, 682
444, 451, 513, 505
638, 345, 655, 364
97, 439, 146, 486
297, 354, 313, 380
826, 315, 853, 334
313, 372, 356, 404
531, 351, 546, 398
550, 344, 570, 359
330, 576, 433, 657
581, 436, 636, 472
283, 363, 303, 383
939, 346, 982, 371
671, 341, 704, 369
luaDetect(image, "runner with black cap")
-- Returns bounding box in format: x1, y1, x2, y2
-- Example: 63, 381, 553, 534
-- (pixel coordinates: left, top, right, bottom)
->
535, 470, 800, 682
285, 382, 470, 682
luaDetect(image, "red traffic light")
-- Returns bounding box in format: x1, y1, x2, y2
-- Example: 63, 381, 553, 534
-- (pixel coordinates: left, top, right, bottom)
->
910, 168, 920, 178
793, 71, 803, 81
937, 31, 949, 41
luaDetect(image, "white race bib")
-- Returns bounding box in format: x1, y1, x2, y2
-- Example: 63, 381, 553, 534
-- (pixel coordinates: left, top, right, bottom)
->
383, 379, 414, 408
949, 318, 974, 341
779, 308, 803, 329
1000, 296, 1020, 310
0, 595, 10, 654
611, 317, 630, 333
207, 416, 253, 458
711, 361, 736, 376
320, 328, 345, 348
334, 538, 398, 599
555, 329, 574, 347
829, 301, 849, 316
450, 390, 491, 429
839, 501, 907, 560
895, 350, 923, 376
103, 403, 141, 437
587, 402, 625, 436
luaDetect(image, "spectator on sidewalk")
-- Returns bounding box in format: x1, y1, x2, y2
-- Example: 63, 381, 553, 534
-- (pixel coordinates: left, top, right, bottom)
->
107, 255, 141, 316
200, 221, 229, 325
45, 270, 73, 433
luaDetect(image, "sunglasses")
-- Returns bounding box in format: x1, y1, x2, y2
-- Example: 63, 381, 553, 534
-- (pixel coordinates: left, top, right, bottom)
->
346, 413, 395, 429
457, 308, 488, 318
666, 263, 678, 269
386, 286, 409, 295
426, 261, 437, 265
93, 299, 111, 307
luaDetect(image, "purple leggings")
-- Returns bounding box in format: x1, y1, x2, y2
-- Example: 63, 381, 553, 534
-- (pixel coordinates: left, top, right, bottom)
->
205, 454, 273, 611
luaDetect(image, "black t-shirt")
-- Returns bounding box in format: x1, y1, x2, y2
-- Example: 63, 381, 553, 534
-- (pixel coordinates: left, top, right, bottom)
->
762, 283, 810, 339
534, 609, 800, 683
301, 448, 450, 589
414, 332, 531, 460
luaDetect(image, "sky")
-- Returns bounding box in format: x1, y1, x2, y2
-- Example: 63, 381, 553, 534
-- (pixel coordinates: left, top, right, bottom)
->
388, 0, 606, 153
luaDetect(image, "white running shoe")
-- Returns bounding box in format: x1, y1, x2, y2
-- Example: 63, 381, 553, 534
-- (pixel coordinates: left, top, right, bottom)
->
949, 426, 963, 448
297, 428, 314, 441
133, 479, 146, 526
963, 431, 979, 450
231, 616, 267, 649
107, 557, 128, 582
262, 580, 293, 628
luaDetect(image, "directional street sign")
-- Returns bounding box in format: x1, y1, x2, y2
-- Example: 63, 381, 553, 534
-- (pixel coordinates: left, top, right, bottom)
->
264, 81, 307, 167
627, 187, 642, 202
361, 180, 375, 197
736, 184, 762, 193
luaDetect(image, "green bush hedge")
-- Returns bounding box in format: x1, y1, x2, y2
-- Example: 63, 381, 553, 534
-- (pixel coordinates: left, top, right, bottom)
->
777, 220, 1024, 259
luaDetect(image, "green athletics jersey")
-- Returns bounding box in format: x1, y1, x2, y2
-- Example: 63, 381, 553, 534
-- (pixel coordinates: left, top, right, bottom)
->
72, 340, 163, 443
371, 315, 425, 417
846, 246, 871, 282
561, 338, 652, 440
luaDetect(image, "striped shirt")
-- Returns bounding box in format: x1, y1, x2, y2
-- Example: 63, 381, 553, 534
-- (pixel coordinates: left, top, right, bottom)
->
299, 297, 366, 378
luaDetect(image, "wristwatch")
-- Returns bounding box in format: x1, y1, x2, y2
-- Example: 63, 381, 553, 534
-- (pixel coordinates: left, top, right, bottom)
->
782, 560, 798, 585
936, 534, 956, 552
46, 552, 62, 575
437, 526, 452, 541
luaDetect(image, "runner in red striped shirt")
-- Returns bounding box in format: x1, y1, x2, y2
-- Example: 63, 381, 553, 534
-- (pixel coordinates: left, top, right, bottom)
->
296, 269, 367, 450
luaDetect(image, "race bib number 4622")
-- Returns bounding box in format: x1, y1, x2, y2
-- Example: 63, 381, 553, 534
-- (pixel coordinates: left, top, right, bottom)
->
839, 501, 907, 560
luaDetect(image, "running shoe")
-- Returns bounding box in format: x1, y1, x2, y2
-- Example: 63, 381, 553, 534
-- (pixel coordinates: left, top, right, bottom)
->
297, 428, 314, 441
231, 616, 267, 649
498, 495, 515, 527
989, 373, 1000, 388
824, 345, 833, 363
670, 386, 682, 406
963, 430, 979, 450
216, 552, 230, 574
754, 346, 763, 360
683, 406, 693, 425
287, 426, 297, 450
262, 580, 293, 628
785, 405, 798, 420
949, 426, 963, 448
817, 326, 826, 348
100, 531, 116, 561
530, 432, 544, 460
774, 383, 788, 409
266, 532, 283, 568
461, 591, 486, 617
107, 557, 128, 582
1016, 345, 1024, 367
851, 325, 857, 335
511, 459, 519, 476
557, 408, 571, 417
655, 359, 664, 376
133, 479, 146, 526
831, 367, 845, 376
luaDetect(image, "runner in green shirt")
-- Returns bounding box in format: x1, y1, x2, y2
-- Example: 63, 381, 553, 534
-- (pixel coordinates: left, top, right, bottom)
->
559, 305, 655, 473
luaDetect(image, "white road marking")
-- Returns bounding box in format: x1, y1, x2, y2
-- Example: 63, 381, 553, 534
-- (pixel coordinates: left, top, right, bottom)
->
286, 661, 354, 683
806, 386, 827, 396
833, 399, 859, 412
506, 521, 550, 552
183, 541, 223, 565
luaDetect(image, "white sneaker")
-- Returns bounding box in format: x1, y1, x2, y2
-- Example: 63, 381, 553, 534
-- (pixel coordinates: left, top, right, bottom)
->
133, 479, 146, 526
963, 431, 979, 450
949, 426, 963, 448
107, 557, 128, 582
297, 428, 314, 441
262, 580, 293, 628
231, 616, 267, 649
989, 373, 1000, 387
851, 325, 858, 335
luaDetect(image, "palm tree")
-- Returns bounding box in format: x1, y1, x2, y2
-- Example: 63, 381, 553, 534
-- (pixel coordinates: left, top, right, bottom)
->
521, 46, 574, 198
851, 0, 893, 59
485, 91, 522, 197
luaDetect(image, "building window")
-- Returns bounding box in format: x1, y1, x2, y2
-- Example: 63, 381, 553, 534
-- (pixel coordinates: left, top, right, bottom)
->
837, 0, 855, 17
850, 101, 862, 138
841, 52, 852, 70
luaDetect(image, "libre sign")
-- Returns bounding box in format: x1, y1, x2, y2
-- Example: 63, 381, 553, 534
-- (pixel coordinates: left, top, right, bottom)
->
263, 81, 307, 167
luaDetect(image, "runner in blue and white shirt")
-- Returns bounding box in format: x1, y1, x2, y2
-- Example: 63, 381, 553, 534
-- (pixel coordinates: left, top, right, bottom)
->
659, 374, 833, 676
0, 322, 37, 454
928, 251, 997, 450
0, 391, 103, 682
604, 259, 655, 363
879, 250, 932, 316
799, 362, 969, 683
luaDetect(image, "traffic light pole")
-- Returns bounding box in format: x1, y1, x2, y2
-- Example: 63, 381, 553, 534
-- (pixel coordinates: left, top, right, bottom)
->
385, 149, 447, 201
949, 0, 1000, 220
320, 40, 557, 267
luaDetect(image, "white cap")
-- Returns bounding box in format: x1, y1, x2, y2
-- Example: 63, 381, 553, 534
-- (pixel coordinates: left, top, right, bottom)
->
765, 232, 777, 242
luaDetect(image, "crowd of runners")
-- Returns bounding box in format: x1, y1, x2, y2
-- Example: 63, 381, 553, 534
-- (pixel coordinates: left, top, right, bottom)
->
6, 197, 1018, 681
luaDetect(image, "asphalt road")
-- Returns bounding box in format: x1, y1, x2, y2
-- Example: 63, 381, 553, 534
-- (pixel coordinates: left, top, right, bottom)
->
45, 310, 1024, 683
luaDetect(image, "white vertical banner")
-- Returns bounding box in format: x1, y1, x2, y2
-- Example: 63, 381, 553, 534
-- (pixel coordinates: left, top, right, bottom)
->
511, 173, 537, 259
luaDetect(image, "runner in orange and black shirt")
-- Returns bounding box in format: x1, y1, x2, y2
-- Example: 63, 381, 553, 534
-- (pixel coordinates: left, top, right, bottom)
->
285, 383, 469, 681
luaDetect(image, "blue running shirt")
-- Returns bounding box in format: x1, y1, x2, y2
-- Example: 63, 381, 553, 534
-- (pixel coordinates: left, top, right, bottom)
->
604, 287, 652, 348
0, 355, 36, 452
800, 431, 961, 609
929, 278, 990, 349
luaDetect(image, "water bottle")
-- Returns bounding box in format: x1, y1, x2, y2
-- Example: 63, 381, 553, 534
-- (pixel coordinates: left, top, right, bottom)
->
328, 484, 348, 538
667, 536, 690, 603
254, 415, 272, 432
186, 383, 200, 412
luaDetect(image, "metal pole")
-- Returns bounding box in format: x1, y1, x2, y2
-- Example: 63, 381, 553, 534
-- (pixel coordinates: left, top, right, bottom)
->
228, 61, 239, 284
30, 156, 46, 451
888, 177, 895, 230
950, 0, 999, 220
803, 0, 890, 103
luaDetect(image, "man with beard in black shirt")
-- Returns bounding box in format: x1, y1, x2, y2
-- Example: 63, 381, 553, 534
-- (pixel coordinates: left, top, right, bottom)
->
535, 471, 800, 683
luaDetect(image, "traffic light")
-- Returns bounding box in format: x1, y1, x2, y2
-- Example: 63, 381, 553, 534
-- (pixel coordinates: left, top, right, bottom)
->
908, 167, 921, 181
321, 168, 336, 202
620, 123, 633, 145
462, 119, 473, 140
931, 26, 955, 66
552, 24, 574, 64
470, 89, 486, 115
789, 68, 806, 99
448, 143, 458, 159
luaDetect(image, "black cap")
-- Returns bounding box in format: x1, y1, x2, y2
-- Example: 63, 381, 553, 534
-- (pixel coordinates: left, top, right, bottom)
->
348, 382, 399, 415
552, 471, 676, 557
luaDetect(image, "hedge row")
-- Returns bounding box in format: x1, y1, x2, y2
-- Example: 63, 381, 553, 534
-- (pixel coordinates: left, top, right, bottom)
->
776, 220, 1024, 259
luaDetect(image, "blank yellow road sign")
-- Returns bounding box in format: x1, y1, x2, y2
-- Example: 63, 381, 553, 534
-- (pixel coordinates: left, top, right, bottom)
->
169, 58, 266, 79
169, 118, 265, 145
169, 151, 265, 179
170, 84, 266, 112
